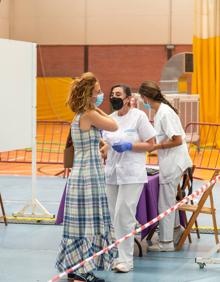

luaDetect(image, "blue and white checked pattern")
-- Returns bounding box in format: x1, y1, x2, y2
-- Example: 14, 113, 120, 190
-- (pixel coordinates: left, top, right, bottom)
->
56, 114, 117, 274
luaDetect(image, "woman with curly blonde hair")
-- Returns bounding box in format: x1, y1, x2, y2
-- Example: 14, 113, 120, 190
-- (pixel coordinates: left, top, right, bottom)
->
56, 72, 118, 282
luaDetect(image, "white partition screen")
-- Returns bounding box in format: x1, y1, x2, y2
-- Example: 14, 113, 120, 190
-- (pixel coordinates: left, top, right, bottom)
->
0, 39, 36, 152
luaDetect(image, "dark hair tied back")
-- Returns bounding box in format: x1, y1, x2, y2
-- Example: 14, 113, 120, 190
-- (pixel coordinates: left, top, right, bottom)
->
138, 81, 178, 114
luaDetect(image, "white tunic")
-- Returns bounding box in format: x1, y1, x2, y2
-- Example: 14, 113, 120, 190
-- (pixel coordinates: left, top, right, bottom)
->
154, 103, 192, 184
103, 108, 156, 185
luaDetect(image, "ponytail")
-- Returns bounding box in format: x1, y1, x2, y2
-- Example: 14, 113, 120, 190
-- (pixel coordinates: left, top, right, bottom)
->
158, 96, 178, 114
138, 81, 178, 114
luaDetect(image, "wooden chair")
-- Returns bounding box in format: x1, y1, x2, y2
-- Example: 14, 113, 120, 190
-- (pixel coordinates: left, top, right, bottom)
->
177, 165, 200, 243
146, 166, 199, 244
0, 193, 8, 226
176, 170, 219, 251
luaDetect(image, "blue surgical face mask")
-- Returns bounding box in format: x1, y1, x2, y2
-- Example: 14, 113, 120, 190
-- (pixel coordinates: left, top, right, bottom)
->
95, 93, 104, 107
144, 102, 151, 110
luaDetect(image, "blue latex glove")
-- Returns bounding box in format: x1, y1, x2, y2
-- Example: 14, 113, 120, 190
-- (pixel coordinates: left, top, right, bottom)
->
112, 142, 132, 153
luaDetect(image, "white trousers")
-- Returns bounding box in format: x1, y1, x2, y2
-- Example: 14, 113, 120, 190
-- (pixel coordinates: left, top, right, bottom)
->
158, 175, 182, 242
106, 183, 143, 265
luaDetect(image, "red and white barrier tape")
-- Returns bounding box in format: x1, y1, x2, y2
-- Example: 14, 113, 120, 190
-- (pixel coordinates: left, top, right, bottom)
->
48, 175, 220, 282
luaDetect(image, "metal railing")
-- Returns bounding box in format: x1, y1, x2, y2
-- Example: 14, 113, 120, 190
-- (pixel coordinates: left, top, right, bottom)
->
185, 122, 220, 172
0, 121, 70, 166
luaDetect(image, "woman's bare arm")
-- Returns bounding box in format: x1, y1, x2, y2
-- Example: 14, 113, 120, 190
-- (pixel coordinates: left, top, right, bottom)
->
80, 110, 118, 132
131, 137, 155, 152
152, 135, 183, 151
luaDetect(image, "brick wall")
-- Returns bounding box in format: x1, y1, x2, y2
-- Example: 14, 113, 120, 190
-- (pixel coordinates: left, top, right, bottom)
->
37, 44, 192, 113
37, 45, 84, 77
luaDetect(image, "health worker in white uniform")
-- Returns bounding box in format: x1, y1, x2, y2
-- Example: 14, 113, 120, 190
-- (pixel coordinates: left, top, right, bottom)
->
102, 84, 156, 273
138, 80, 192, 252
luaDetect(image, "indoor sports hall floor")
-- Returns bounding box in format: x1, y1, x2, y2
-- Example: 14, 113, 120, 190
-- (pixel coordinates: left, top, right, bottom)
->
0, 174, 220, 282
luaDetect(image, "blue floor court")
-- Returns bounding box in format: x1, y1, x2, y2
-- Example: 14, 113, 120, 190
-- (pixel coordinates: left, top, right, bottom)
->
0, 175, 220, 282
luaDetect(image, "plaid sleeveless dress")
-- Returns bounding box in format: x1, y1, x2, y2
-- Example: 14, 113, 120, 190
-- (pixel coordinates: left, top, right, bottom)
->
56, 114, 117, 274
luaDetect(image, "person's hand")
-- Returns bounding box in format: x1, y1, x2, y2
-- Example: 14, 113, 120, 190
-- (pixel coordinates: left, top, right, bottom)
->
147, 143, 156, 153
99, 141, 108, 163
112, 142, 132, 153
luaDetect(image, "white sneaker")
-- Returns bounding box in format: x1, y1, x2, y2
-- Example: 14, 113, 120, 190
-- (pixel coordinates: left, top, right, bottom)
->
114, 262, 133, 273
174, 226, 185, 245
148, 242, 175, 252
111, 260, 121, 270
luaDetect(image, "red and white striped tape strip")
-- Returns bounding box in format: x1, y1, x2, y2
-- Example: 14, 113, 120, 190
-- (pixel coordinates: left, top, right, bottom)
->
48, 175, 220, 282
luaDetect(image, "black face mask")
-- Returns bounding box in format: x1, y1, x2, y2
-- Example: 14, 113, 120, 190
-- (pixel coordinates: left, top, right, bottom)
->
110, 97, 124, 110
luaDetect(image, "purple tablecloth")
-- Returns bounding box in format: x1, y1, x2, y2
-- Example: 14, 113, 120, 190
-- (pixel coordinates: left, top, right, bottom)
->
55, 183, 67, 225
56, 174, 183, 242
55, 174, 160, 231
136, 174, 159, 240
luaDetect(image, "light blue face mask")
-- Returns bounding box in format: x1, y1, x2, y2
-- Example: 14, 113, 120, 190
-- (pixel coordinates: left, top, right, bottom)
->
144, 102, 151, 110
95, 93, 104, 107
